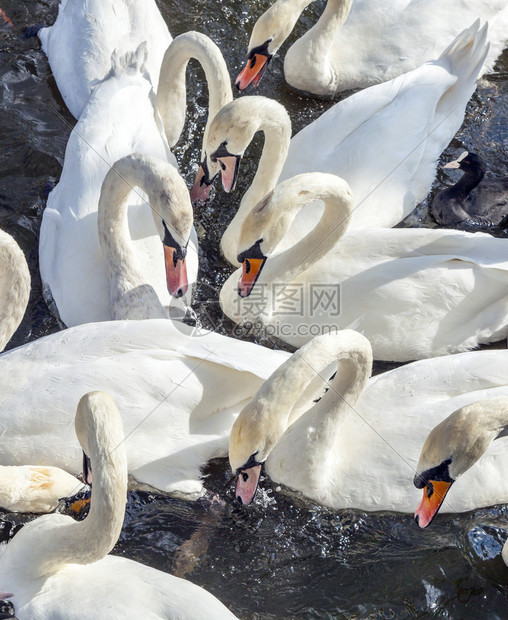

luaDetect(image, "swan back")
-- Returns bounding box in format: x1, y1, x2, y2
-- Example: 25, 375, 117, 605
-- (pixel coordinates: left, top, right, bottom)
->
38, 0, 172, 118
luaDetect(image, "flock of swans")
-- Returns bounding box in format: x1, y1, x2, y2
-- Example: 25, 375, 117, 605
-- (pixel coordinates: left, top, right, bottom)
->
0, 0, 508, 617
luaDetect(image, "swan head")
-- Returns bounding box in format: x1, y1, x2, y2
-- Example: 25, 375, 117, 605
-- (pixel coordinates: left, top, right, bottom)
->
229, 396, 289, 505
148, 166, 194, 299
191, 97, 270, 202
236, 0, 303, 89
413, 400, 505, 528
74, 391, 126, 476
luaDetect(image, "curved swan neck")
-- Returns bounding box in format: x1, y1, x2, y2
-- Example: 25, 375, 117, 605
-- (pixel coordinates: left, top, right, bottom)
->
260, 174, 353, 287
230, 331, 372, 471
156, 32, 233, 153
25, 393, 127, 578
98, 154, 170, 319
0, 230, 30, 351
221, 98, 291, 263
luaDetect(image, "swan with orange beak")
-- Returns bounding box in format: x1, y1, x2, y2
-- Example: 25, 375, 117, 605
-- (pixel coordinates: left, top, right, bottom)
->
235, 0, 307, 89
414, 397, 508, 528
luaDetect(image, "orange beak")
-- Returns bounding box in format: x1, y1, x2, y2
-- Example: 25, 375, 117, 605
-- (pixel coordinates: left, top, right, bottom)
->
235, 53, 271, 89
414, 480, 452, 528
164, 245, 188, 298
235, 464, 262, 505
238, 257, 266, 298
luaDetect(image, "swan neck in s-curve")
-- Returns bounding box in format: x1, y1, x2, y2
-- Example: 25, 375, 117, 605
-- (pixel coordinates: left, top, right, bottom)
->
221, 99, 291, 265
0, 230, 30, 352
157, 32, 233, 153
231, 331, 371, 471
22, 394, 127, 579
262, 176, 353, 287
97, 154, 166, 319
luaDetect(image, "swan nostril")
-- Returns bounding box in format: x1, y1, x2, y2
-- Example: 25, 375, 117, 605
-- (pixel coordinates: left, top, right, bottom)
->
235, 494, 244, 504
414, 514, 419, 526
176, 288, 184, 298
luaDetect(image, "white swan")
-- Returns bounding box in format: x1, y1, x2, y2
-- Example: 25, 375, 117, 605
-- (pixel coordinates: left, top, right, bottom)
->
40, 30, 233, 326
38, 0, 172, 118
220, 172, 508, 361
229, 332, 508, 512
0, 228, 30, 351
235, 0, 508, 95
0, 318, 289, 498
413, 396, 508, 530
195, 22, 489, 265
0, 391, 238, 619
39, 47, 180, 325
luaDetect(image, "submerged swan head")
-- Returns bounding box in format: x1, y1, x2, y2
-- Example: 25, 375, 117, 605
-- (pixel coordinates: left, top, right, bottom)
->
236, 0, 307, 89
414, 397, 508, 528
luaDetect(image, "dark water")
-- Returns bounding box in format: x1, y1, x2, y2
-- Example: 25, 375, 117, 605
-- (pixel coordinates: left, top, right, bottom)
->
0, 0, 507, 618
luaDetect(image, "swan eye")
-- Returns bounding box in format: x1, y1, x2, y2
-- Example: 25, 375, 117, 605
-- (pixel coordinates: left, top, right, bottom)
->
245, 259, 251, 274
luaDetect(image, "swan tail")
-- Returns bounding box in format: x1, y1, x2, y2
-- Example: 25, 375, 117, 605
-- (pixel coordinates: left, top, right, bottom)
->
438, 20, 489, 83
106, 41, 150, 82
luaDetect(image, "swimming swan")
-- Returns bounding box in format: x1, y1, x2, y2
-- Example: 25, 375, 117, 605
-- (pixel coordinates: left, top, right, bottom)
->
39, 47, 188, 326
40, 29, 234, 326
0, 318, 289, 498
220, 173, 508, 361
236, 0, 507, 95
0, 391, 238, 619
229, 332, 508, 512
38, 0, 172, 118
431, 151, 508, 232
414, 396, 508, 535
195, 22, 489, 265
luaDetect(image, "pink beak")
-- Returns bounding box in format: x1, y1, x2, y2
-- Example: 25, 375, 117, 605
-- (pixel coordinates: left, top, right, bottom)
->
164, 246, 188, 298
235, 464, 262, 505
